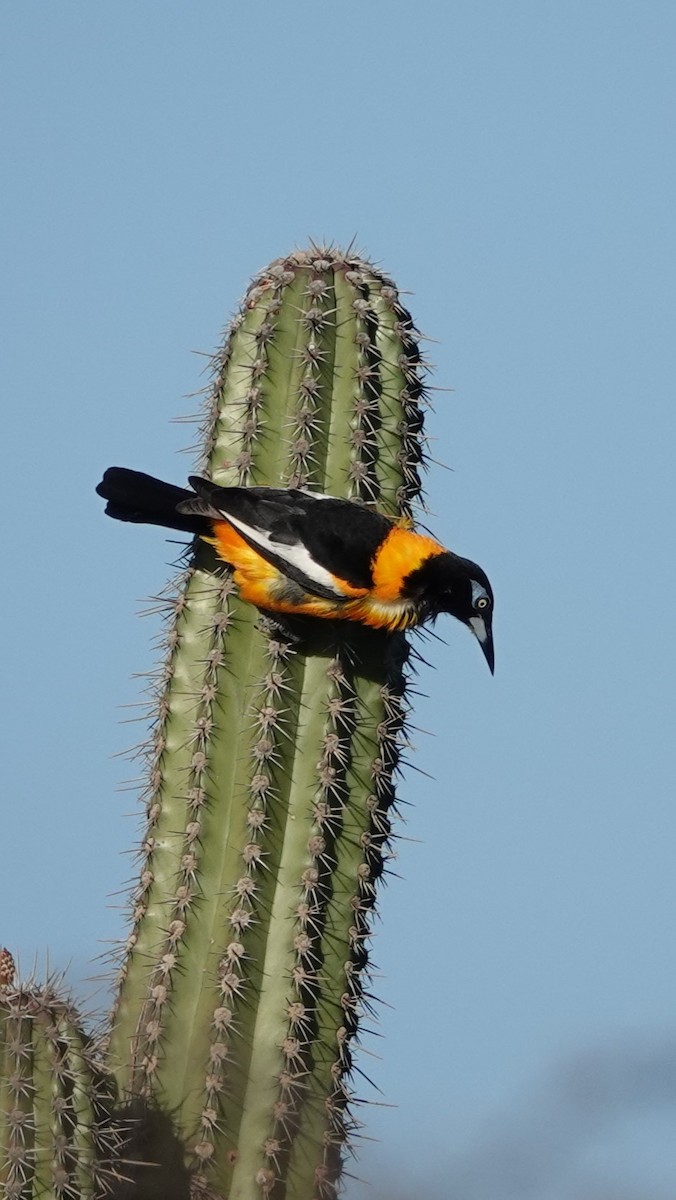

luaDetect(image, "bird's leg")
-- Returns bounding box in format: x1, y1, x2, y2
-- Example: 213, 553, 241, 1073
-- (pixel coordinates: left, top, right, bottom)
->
255, 611, 303, 644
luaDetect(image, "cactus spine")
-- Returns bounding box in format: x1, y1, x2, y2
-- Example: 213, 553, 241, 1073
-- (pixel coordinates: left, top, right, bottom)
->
0, 967, 121, 1199
102, 247, 430, 1199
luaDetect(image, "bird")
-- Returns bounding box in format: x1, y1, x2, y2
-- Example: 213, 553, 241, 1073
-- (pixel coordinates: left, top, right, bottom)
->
96, 468, 494, 672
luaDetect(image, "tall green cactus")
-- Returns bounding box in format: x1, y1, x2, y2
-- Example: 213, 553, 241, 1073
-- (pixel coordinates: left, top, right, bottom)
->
105, 248, 430, 1199
0, 959, 123, 1199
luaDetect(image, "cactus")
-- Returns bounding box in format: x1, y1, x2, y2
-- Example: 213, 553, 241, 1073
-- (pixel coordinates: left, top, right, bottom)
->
0, 964, 123, 1199
104, 247, 430, 1199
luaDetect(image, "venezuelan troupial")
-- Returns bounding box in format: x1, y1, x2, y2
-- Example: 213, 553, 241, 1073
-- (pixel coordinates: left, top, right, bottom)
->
96, 467, 495, 672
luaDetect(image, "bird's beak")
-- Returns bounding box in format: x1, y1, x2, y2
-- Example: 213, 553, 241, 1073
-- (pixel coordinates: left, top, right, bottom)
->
468, 615, 495, 674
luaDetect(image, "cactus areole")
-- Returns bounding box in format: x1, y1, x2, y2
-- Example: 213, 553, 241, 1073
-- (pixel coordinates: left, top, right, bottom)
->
106, 248, 434, 1200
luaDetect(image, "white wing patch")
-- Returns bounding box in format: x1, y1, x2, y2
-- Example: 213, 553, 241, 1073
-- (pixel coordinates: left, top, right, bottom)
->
221, 511, 347, 597
299, 488, 336, 501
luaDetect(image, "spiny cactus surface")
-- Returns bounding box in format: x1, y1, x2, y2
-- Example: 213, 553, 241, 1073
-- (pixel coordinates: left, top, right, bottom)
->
106, 247, 431, 1200
0, 975, 122, 1200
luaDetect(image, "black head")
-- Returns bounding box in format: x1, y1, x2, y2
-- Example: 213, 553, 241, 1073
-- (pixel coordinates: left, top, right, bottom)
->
406, 552, 495, 673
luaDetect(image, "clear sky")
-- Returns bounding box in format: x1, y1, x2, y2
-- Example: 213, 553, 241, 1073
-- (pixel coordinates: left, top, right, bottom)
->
2, 3, 675, 1196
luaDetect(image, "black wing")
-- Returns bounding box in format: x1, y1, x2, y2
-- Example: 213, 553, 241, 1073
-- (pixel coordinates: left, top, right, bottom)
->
179, 477, 393, 591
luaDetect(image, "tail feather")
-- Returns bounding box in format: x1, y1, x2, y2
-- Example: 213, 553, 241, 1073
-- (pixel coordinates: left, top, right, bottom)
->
96, 468, 205, 534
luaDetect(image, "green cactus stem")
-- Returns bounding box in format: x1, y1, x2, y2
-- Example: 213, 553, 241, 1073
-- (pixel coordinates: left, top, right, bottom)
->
105, 246, 430, 1199
0, 974, 123, 1199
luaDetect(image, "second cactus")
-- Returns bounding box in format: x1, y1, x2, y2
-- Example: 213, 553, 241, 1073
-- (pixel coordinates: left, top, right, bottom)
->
0, 963, 121, 1200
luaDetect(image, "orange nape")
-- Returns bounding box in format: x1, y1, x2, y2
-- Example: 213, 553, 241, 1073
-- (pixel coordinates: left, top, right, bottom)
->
369, 524, 447, 599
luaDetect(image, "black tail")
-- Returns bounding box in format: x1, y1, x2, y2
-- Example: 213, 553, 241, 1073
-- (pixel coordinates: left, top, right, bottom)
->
96, 467, 206, 535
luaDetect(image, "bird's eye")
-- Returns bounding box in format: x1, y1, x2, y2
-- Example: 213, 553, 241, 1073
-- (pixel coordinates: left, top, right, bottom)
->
475, 596, 490, 611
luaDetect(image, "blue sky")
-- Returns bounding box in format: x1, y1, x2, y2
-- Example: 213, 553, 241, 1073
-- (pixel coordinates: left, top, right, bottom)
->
2, 3, 675, 1195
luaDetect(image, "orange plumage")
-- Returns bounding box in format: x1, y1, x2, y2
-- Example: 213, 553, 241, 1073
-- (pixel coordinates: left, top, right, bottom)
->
208, 520, 446, 630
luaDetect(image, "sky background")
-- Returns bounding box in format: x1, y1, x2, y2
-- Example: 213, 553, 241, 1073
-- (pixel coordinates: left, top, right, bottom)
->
2, 3, 675, 1196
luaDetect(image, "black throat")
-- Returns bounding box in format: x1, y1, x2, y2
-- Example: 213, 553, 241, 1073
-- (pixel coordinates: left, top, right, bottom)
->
402, 552, 470, 616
